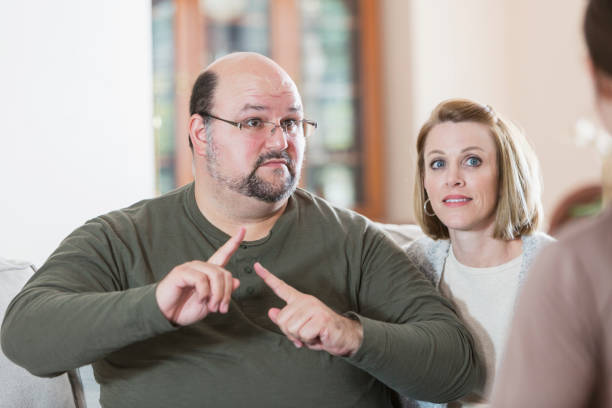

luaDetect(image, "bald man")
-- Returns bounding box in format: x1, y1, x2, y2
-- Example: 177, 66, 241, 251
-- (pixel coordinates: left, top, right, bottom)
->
2, 53, 482, 408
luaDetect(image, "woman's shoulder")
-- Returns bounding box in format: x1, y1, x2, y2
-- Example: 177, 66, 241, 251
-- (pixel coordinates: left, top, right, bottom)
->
521, 231, 556, 270
522, 231, 556, 250
407, 235, 450, 255
405, 236, 450, 283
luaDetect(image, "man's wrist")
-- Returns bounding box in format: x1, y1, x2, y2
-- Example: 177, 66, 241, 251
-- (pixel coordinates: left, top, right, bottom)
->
343, 312, 364, 356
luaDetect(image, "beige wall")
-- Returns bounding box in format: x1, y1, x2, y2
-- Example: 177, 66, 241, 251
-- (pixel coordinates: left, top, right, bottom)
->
381, 0, 605, 227
380, 0, 415, 223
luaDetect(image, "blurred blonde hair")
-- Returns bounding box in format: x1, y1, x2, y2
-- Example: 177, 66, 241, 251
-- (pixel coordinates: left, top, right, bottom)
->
414, 98, 543, 240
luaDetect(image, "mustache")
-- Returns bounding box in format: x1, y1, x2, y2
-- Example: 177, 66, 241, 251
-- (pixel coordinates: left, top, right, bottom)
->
254, 151, 295, 175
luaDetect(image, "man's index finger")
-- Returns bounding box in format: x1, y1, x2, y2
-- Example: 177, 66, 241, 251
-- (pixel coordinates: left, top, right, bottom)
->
208, 227, 246, 266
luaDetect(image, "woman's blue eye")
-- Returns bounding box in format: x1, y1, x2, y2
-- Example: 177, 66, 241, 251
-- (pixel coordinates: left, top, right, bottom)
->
466, 156, 482, 167
430, 160, 445, 169
244, 118, 263, 128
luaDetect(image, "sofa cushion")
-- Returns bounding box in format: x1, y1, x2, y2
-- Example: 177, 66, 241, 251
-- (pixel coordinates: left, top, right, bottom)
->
376, 223, 424, 247
0, 257, 85, 408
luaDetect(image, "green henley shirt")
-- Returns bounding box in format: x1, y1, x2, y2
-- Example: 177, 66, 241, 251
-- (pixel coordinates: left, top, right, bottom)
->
1, 183, 481, 407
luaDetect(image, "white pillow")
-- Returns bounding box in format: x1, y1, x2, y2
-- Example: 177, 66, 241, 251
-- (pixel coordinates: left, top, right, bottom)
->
0, 257, 81, 408
376, 223, 424, 247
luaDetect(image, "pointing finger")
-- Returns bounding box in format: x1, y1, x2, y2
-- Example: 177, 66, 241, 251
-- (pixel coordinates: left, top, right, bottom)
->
268, 307, 281, 325
254, 262, 300, 303
209, 227, 246, 266
220, 270, 234, 313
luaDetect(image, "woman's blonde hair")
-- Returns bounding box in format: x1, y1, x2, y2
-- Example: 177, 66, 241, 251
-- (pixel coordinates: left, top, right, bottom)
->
414, 98, 543, 240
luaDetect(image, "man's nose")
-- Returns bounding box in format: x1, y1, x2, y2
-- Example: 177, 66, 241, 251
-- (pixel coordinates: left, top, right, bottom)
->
266, 124, 289, 150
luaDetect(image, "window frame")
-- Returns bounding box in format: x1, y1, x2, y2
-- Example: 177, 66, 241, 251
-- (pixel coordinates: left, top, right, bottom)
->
169, 0, 384, 220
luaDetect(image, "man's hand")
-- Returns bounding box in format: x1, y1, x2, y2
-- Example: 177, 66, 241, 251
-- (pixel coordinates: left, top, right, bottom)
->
156, 228, 245, 326
254, 262, 363, 357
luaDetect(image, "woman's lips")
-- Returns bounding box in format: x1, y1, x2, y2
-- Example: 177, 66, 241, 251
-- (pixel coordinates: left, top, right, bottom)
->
442, 195, 472, 207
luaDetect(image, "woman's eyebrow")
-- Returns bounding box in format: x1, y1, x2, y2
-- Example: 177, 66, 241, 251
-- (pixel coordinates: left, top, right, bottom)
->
426, 146, 485, 158
461, 146, 485, 153
426, 149, 445, 157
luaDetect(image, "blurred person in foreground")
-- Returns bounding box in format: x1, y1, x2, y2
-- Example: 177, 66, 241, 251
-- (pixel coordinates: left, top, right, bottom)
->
491, 0, 612, 406
405, 98, 554, 407
1, 52, 482, 407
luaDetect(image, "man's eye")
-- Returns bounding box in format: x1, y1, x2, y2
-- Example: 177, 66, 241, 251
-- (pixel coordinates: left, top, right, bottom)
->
430, 159, 445, 169
465, 156, 482, 167
281, 119, 299, 131
244, 118, 264, 129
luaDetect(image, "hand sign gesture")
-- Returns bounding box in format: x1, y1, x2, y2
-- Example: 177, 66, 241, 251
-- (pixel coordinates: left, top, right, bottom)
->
155, 228, 245, 326
254, 262, 363, 357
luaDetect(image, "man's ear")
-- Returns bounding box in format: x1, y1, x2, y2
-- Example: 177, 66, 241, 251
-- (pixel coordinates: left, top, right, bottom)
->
189, 114, 208, 156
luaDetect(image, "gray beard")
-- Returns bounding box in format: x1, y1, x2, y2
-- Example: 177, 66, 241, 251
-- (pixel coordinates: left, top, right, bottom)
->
206, 134, 299, 203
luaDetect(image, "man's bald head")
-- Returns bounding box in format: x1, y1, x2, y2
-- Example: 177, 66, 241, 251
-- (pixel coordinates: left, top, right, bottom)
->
207, 52, 295, 85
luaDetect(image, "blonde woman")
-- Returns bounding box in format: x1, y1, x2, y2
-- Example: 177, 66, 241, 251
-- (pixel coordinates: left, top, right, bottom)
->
405, 99, 554, 407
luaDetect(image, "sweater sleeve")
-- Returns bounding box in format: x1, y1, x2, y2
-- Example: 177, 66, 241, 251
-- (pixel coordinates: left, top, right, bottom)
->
1, 218, 176, 377
345, 228, 484, 403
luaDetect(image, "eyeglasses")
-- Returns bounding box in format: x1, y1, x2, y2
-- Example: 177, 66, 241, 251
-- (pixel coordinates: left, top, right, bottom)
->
200, 112, 317, 138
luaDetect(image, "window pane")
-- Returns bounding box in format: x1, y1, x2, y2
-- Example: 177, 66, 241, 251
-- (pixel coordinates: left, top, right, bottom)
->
152, 0, 369, 211
300, 0, 361, 208
320, 164, 357, 209
152, 0, 176, 193
205, 0, 270, 60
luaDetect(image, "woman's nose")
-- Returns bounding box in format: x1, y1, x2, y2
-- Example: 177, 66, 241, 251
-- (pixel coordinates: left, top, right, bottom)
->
445, 166, 465, 187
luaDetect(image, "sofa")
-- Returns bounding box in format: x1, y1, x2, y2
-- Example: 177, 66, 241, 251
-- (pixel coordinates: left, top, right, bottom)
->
0, 257, 86, 408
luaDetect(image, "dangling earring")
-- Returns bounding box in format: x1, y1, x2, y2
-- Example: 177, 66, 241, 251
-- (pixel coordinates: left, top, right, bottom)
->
424, 198, 436, 217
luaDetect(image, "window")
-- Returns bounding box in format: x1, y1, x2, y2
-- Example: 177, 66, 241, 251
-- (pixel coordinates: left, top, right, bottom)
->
152, 0, 176, 193
152, 0, 383, 219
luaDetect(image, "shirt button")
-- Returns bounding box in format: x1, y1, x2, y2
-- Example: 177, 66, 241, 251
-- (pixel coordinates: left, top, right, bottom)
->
244, 266, 253, 274
246, 287, 255, 295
